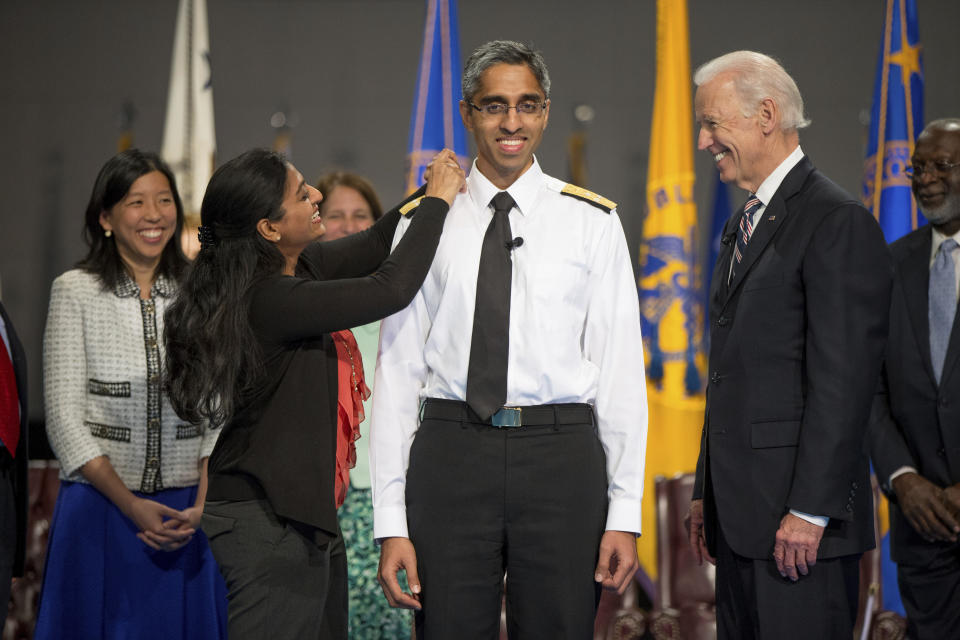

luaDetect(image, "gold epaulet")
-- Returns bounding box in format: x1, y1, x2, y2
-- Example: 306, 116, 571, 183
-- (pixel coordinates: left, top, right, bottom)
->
399, 196, 425, 217
560, 184, 616, 213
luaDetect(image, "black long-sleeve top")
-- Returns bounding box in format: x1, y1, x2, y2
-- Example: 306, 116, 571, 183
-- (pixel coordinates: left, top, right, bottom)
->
206, 188, 445, 541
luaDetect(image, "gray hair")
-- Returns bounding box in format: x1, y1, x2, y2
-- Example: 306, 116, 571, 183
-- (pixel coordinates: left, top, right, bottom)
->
461, 40, 551, 102
694, 51, 811, 131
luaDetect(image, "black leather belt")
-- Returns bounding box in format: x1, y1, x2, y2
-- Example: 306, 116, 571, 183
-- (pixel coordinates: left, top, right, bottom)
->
421, 398, 594, 428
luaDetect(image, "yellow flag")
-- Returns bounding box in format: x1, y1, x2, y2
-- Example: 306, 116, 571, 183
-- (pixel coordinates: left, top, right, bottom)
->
636, 0, 705, 583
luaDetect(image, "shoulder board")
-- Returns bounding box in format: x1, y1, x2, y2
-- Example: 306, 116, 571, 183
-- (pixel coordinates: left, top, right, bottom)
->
560, 184, 616, 213
399, 196, 425, 217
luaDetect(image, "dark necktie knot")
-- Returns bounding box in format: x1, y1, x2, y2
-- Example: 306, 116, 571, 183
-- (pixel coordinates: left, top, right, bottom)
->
491, 191, 516, 215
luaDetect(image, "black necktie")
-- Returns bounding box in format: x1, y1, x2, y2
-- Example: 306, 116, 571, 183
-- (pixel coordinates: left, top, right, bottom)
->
466, 192, 516, 419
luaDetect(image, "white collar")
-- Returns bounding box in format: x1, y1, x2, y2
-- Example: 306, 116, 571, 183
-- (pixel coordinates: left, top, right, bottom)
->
467, 156, 544, 217
754, 145, 804, 206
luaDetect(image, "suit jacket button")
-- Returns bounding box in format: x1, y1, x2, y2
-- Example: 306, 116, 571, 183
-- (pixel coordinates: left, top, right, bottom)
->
717, 316, 730, 327
711, 372, 721, 384
845, 505, 853, 512
939, 447, 947, 457
939, 397, 949, 408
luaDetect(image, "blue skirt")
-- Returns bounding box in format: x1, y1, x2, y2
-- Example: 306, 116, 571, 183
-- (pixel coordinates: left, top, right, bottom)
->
34, 481, 228, 640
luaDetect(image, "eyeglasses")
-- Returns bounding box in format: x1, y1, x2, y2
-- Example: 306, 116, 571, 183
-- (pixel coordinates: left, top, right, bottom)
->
466, 101, 547, 117
904, 160, 960, 179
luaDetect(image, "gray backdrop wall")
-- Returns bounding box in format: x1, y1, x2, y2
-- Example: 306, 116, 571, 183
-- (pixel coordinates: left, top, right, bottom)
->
2, 0, 959, 422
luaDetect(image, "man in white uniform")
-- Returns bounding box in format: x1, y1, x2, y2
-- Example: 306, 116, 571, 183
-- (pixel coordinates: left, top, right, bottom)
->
371, 40, 647, 639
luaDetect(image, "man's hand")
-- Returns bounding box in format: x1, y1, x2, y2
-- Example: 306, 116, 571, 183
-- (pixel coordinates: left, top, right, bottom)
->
594, 530, 639, 594
773, 513, 824, 581
892, 472, 959, 543
377, 537, 422, 610
942, 483, 960, 523
686, 499, 715, 566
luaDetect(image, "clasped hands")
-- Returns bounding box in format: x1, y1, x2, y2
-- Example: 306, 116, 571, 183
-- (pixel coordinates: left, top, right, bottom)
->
125, 496, 202, 551
892, 472, 960, 543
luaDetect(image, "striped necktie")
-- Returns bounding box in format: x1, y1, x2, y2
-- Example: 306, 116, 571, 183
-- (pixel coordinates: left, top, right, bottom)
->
731, 194, 762, 283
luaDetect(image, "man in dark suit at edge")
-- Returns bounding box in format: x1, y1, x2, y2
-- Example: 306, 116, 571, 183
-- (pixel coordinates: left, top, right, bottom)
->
0, 297, 27, 629
870, 118, 960, 640
685, 50, 893, 639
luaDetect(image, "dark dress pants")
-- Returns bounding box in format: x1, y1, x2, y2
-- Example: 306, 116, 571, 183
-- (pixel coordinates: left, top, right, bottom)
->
897, 544, 960, 640
405, 413, 608, 640
0, 468, 14, 631
202, 498, 347, 640
714, 521, 860, 640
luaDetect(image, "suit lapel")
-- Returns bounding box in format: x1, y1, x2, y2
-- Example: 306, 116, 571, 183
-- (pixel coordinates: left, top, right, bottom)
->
722, 158, 813, 307
898, 231, 936, 385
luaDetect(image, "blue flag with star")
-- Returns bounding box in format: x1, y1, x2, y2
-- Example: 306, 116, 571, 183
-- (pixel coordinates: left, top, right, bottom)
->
862, 0, 922, 618
405, 0, 469, 194
863, 0, 923, 240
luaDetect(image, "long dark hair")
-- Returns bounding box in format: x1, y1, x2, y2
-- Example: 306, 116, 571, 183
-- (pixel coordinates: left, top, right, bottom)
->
165, 149, 288, 426
78, 149, 188, 289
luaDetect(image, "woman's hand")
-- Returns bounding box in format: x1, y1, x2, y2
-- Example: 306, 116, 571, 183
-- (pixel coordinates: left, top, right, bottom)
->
127, 497, 196, 551
423, 149, 466, 206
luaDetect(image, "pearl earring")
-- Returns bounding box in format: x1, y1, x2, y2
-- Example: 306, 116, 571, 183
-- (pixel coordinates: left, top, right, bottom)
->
104, 229, 112, 238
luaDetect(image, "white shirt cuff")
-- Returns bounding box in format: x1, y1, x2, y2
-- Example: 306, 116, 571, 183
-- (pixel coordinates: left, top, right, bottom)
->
372, 505, 409, 542
789, 509, 828, 528
605, 496, 642, 536
888, 466, 918, 488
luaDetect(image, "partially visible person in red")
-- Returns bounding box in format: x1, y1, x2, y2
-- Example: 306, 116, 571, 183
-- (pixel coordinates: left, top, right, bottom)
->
317, 171, 412, 638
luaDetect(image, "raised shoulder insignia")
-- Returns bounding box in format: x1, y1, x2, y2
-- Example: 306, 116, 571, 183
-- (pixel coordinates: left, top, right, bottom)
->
560, 184, 616, 213
399, 196, 425, 217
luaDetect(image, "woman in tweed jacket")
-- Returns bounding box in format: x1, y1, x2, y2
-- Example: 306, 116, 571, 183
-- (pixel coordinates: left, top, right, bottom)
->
34, 150, 227, 639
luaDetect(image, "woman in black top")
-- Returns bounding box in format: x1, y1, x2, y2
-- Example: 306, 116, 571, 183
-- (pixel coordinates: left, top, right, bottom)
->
164, 148, 463, 639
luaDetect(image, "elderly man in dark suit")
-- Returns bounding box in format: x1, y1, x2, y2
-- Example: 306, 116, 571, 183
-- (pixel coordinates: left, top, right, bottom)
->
685, 51, 893, 639
870, 118, 960, 640
0, 298, 27, 630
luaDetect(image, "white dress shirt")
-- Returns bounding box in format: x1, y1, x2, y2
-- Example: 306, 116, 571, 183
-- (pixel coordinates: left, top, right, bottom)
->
370, 158, 648, 539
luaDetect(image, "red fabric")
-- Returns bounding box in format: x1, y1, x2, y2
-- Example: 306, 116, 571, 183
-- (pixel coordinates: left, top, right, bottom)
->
0, 335, 20, 457
332, 329, 370, 508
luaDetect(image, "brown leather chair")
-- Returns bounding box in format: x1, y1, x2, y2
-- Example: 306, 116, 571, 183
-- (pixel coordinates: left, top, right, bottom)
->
4, 460, 60, 640
648, 473, 716, 640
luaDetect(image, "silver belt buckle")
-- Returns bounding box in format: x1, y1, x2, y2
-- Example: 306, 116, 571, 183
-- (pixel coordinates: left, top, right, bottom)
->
490, 406, 522, 428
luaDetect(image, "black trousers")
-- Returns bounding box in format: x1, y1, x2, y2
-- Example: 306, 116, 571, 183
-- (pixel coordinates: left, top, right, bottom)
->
0, 466, 14, 632
897, 545, 960, 640
714, 522, 860, 640
405, 402, 608, 640
202, 498, 347, 640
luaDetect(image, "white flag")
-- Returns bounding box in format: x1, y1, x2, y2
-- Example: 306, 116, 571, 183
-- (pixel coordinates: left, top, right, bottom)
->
162, 0, 215, 231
